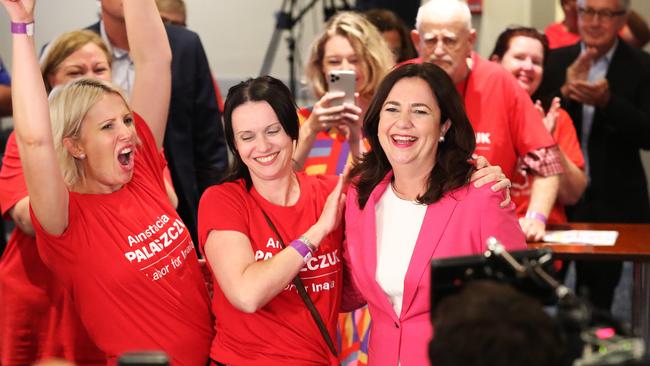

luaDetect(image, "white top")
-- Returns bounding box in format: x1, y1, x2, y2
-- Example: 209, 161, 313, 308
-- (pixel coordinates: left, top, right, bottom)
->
375, 183, 427, 317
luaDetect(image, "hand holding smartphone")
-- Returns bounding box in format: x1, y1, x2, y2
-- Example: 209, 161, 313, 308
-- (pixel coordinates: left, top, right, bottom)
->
327, 70, 356, 106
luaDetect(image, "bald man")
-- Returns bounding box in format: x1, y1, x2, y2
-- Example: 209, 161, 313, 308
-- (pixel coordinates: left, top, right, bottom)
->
409, 0, 562, 241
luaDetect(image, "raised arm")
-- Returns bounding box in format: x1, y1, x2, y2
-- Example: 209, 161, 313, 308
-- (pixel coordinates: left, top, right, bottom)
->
2, 0, 69, 235
125, 0, 171, 148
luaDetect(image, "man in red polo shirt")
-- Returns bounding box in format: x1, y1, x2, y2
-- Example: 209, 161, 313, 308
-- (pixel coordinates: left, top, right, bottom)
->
408, 0, 562, 241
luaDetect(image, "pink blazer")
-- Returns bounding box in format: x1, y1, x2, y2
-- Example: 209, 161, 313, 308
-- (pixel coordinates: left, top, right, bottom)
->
344, 172, 527, 366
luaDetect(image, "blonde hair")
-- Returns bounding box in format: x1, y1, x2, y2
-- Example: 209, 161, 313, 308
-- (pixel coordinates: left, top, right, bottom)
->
48, 78, 130, 187
41, 30, 112, 93
305, 11, 393, 100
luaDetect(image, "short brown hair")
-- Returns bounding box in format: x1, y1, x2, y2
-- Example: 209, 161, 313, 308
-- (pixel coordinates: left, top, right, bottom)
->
41, 30, 112, 93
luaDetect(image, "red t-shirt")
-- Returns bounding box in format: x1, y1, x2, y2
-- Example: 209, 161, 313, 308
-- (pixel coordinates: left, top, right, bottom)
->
544, 22, 581, 49
30, 114, 213, 366
0, 132, 105, 365
457, 53, 556, 179
511, 108, 585, 223
198, 173, 343, 365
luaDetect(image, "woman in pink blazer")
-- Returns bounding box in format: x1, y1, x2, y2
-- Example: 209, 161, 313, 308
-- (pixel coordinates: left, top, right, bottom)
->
344, 62, 528, 365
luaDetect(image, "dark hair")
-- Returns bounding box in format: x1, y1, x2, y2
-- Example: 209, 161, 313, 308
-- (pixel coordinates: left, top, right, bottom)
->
490, 26, 549, 63
364, 8, 418, 63
430, 281, 565, 366
491, 26, 551, 108
221, 76, 299, 189
350, 62, 475, 209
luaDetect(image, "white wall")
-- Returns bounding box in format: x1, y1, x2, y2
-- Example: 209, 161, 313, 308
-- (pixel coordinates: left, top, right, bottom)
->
1, 0, 649, 191
0, 0, 326, 101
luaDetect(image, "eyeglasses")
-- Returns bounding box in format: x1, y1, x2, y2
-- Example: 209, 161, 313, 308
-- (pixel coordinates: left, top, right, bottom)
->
577, 7, 626, 20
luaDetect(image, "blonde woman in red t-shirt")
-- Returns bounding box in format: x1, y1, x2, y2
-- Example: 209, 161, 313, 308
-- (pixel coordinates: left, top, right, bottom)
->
1, 0, 212, 365
198, 76, 352, 365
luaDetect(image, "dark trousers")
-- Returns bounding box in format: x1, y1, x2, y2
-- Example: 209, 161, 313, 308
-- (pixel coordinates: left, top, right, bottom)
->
566, 187, 646, 312
574, 260, 623, 311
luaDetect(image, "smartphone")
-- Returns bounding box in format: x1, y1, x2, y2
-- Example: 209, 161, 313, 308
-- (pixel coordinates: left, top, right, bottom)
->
117, 351, 170, 366
327, 70, 356, 106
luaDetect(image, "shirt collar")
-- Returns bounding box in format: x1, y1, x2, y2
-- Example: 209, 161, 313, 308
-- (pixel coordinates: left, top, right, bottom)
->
580, 38, 618, 64
99, 20, 129, 59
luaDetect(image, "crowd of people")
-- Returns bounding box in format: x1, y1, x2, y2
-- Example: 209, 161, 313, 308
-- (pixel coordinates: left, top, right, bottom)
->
0, 0, 648, 365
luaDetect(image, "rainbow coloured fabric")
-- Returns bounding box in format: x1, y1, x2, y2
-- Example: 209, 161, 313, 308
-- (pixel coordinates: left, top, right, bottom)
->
298, 109, 372, 365
299, 108, 355, 176
338, 307, 371, 366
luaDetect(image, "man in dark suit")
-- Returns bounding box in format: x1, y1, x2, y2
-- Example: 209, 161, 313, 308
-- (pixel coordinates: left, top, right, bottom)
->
538, 0, 650, 311
89, 0, 228, 246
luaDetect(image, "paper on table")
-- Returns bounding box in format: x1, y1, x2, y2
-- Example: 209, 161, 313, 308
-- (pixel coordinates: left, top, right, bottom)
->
542, 230, 619, 246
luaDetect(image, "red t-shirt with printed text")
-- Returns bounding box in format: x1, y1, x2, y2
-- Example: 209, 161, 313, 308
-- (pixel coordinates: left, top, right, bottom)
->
198, 173, 343, 365
457, 53, 556, 179
0, 132, 105, 365
30, 114, 213, 366
511, 108, 585, 223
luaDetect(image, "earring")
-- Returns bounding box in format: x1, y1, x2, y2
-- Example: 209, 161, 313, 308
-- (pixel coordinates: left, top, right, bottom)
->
439, 136, 445, 143
77, 153, 86, 160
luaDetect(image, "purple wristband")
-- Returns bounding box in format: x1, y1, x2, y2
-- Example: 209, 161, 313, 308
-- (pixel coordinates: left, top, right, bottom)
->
290, 240, 312, 262
11, 22, 34, 36
525, 211, 547, 224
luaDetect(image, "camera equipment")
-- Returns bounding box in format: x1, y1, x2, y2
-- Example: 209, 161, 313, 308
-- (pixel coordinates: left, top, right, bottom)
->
259, 0, 352, 96
430, 237, 647, 366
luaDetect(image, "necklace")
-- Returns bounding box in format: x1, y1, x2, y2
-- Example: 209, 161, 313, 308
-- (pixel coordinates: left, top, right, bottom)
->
390, 179, 415, 202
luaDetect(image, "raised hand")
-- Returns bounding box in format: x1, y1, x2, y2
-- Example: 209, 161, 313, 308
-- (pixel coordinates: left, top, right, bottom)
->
1, 0, 35, 23
567, 48, 597, 83
535, 97, 561, 134
315, 174, 347, 238
304, 91, 362, 139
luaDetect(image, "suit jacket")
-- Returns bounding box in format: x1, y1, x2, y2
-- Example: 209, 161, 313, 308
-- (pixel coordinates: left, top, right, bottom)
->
343, 172, 526, 366
537, 39, 650, 222
87, 22, 228, 244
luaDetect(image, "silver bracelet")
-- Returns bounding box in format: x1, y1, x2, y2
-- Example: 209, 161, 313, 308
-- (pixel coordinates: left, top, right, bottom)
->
299, 235, 317, 253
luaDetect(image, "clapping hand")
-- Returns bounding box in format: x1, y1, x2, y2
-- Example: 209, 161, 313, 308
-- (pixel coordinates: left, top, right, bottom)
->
535, 97, 561, 134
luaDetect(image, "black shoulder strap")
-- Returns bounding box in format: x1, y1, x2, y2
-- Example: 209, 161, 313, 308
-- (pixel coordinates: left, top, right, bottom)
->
258, 208, 338, 357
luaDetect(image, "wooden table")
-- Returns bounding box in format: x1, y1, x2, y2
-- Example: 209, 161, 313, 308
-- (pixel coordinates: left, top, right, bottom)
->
529, 222, 650, 350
